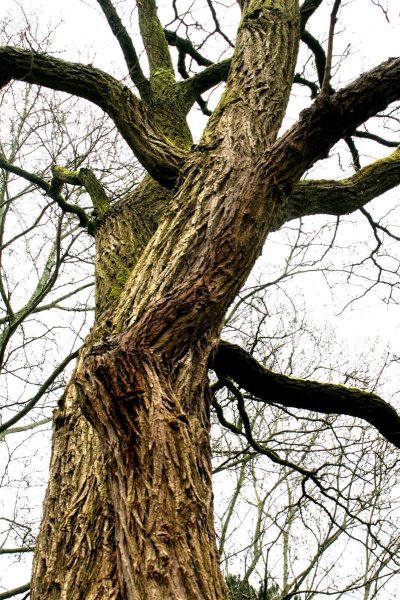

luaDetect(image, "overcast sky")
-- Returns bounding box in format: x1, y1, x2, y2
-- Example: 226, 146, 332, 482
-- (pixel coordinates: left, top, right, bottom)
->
1, 1, 400, 596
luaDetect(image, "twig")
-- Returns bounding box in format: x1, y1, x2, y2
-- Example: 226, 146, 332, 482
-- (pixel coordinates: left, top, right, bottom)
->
321, 0, 341, 96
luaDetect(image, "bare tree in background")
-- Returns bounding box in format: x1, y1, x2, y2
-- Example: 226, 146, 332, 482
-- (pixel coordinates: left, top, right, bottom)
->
1, 0, 400, 598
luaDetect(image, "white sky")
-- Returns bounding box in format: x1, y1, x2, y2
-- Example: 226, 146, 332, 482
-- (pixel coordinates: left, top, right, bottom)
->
1, 0, 400, 597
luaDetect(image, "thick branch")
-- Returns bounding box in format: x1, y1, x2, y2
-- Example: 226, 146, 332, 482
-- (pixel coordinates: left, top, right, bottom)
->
178, 58, 231, 112
285, 147, 400, 223
136, 0, 175, 91
263, 57, 400, 209
0, 46, 124, 109
96, 0, 151, 99
51, 165, 110, 218
0, 47, 185, 187
212, 341, 400, 449
300, 0, 324, 31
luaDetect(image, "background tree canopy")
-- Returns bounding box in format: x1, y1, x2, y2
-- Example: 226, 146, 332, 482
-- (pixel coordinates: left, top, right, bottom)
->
0, 1, 400, 599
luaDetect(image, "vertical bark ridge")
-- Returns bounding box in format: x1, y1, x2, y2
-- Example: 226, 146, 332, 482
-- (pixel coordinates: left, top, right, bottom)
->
94, 177, 171, 317
76, 340, 225, 599
113, 1, 300, 338
69, 3, 301, 597
30, 180, 171, 600
31, 3, 302, 599
31, 382, 119, 600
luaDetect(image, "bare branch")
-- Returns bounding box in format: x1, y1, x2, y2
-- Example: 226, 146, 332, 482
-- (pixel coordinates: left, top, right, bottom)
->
0, 47, 185, 187
163, 29, 213, 67
212, 341, 400, 449
300, 0, 324, 31
178, 58, 231, 112
0, 417, 52, 439
354, 129, 399, 148
0, 547, 34, 554
0, 584, 30, 600
285, 147, 400, 223
0, 155, 95, 234
51, 165, 110, 219
0, 348, 79, 435
262, 57, 400, 204
321, 0, 341, 96
301, 30, 327, 87
96, 0, 151, 100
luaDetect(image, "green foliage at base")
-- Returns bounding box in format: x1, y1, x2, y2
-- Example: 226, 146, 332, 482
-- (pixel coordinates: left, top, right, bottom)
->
226, 574, 300, 600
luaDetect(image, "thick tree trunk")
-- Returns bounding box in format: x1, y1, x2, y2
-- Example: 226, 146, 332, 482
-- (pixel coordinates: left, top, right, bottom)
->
78, 336, 224, 599
31, 179, 226, 600
31, 3, 300, 598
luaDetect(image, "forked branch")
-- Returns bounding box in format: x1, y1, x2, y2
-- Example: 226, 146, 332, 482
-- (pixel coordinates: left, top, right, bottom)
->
260, 57, 400, 199
0, 156, 95, 234
96, 0, 151, 99
0, 47, 186, 187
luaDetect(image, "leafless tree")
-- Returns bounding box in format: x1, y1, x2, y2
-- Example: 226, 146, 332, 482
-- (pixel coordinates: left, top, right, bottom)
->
0, 1, 400, 598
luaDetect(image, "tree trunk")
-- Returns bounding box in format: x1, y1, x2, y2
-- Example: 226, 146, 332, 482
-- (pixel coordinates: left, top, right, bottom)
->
31, 3, 300, 598
31, 178, 227, 599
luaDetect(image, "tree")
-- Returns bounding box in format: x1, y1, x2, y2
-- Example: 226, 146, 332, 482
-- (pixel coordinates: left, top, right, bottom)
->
1, 0, 400, 598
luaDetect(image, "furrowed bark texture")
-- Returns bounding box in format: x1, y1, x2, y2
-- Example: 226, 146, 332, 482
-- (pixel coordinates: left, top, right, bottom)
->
79, 3, 300, 599
32, 2, 301, 598
31, 179, 174, 598
27, 1, 400, 599
31, 382, 118, 599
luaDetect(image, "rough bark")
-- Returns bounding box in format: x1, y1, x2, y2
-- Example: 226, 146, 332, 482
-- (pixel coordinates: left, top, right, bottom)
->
30, 179, 173, 599
31, 3, 301, 598
6, 1, 399, 599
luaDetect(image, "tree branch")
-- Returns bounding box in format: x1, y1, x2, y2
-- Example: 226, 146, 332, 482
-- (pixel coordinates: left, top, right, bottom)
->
300, 30, 327, 88
0, 417, 52, 440
0, 155, 95, 234
212, 341, 400, 449
51, 165, 110, 219
136, 0, 175, 91
163, 29, 213, 67
0, 349, 79, 435
0, 547, 34, 554
293, 73, 319, 98
212, 381, 317, 480
321, 0, 341, 96
300, 0, 324, 31
0, 584, 30, 600
353, 130, 399, 148
163, 29, 215, 115
178, 58, 231, 112
262, 57, 400, 205
96, 0, 151, 100
285, 147, 400, 223
0, 47, 185, 187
